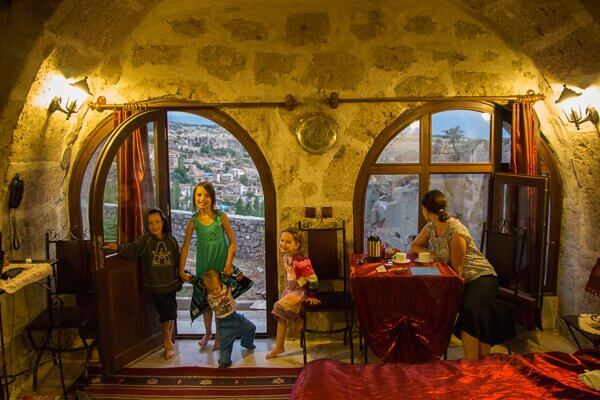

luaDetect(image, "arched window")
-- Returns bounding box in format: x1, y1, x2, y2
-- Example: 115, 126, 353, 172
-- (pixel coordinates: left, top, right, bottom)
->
354, 101, 562, 297
355, 101, 497, 253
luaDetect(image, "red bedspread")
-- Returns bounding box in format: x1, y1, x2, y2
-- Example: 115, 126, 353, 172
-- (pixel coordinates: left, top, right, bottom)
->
290, 351, 600, 399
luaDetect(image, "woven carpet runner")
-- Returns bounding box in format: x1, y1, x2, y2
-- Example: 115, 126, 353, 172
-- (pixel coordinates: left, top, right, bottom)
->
69, 366, 302, 399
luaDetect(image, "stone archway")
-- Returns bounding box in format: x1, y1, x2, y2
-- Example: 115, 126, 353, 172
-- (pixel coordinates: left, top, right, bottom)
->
70, 106, 279, 335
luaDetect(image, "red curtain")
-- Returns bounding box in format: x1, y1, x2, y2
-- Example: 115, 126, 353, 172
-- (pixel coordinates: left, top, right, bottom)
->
114, 110, 146, 243
510, 102, 538, 175
510, 101, 541, 330
510, 101, 540, 242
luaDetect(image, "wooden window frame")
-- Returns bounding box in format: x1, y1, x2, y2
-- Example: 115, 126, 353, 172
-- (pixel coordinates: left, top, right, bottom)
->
353, 100, 562, 295
354, 101, 496, 253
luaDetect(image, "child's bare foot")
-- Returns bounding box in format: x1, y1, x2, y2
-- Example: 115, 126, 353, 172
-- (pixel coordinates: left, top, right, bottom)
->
164, 347, 176, 360
266, 346, 284, 359
198, 334, 211, 351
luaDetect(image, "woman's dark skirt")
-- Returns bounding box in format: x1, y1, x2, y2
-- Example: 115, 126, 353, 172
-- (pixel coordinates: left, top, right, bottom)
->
454, 274, 515, 345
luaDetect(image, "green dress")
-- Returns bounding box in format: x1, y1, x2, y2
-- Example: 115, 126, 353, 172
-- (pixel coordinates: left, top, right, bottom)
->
190, 211, 228, 321
189, 211, 254, 322
194, 211, 228, 275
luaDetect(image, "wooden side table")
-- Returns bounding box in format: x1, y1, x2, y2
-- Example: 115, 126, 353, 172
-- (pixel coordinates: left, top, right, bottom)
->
0, 260, 55, 400
561, 314, 600, 350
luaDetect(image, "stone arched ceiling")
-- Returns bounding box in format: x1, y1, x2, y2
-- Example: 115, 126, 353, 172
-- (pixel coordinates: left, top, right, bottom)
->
0, 0, 600, 119
1, 0, 599, 118
456, 0, 600, 88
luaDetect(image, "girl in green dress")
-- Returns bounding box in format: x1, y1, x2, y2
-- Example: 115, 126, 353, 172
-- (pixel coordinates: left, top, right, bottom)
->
180, 182, 237, 351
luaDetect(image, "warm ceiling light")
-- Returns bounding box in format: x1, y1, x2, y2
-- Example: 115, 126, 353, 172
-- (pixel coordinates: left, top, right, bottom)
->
48, 76, 93, 120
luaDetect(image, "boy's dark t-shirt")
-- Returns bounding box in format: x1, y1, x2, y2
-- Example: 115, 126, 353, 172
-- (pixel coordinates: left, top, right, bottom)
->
118, 234, 180, 294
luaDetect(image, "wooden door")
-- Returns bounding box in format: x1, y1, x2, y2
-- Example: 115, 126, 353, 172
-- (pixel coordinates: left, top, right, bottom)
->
89, 110, 168, 375
490, 172, 549, 327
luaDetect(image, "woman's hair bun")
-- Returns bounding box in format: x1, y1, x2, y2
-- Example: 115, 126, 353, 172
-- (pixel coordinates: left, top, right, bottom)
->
438, 209, 450, 222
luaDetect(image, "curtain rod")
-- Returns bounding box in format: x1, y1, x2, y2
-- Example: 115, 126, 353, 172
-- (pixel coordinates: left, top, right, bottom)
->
324, 91, 544, 108
88, 91, 544, 112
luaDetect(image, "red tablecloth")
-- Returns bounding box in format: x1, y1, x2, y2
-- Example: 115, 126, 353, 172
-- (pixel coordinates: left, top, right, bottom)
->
351, 253, 463, 363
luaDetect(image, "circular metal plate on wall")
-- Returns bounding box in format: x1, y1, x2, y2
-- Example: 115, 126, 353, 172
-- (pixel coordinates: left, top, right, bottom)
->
295, 113, 338, 155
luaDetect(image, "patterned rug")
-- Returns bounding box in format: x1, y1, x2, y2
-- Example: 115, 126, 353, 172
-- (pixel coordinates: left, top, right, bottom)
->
69, 366, 302, 399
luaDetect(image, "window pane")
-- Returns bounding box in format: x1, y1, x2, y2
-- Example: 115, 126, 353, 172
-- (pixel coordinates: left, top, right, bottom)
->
81, 136, 108, 238
429, 174, 489, 249
146, 122, 157, 193
501, 120, 511, 165
103, 159, 118, 242
140, 122, 157, 211
376, 121, 419, 163
431, 110, 490, 163
364, 174, 419, 252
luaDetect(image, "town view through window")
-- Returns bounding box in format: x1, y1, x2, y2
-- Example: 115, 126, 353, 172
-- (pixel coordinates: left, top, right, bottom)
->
167, 112, 266, 335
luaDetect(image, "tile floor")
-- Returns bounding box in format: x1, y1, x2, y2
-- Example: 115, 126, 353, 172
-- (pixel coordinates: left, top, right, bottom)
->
24, 328, 577, 399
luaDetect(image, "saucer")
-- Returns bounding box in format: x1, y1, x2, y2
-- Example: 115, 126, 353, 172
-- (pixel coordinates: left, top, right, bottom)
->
416, 259, 431, 263
392, 259, 410, 264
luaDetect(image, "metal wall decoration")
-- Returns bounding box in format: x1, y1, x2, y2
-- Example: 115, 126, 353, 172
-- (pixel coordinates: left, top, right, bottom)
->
295, 113, 338, 155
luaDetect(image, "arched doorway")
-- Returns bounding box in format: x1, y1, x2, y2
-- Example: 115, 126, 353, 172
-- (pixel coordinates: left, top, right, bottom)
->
71, 108, 277, 373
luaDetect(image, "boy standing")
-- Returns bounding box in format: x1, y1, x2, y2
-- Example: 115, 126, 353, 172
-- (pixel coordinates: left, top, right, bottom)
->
202, 269, 256, 368
104, 207, 183, 359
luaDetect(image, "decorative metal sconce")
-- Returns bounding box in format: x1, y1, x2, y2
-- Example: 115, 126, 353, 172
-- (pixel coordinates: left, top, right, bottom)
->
556, 84, 600, 133
48, 76, 93, 119
300, 206, 340, 230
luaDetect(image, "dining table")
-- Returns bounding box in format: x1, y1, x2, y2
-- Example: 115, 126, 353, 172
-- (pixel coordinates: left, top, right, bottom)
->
350, 253, 464, 363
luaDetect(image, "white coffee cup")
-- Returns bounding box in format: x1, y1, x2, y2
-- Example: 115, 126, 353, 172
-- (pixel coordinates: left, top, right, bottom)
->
417, 252, 431, 263
392, 252, 407, 263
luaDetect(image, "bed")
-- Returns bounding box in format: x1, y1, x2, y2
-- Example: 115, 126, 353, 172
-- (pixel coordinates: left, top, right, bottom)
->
290, 350, 600, 399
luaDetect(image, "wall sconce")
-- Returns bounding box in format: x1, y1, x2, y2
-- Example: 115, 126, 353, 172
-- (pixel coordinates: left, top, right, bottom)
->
555, 84, 600, 133
48, 76, 93, 119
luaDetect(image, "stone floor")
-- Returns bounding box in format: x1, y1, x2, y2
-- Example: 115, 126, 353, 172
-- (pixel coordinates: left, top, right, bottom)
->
21, 326, 578, 399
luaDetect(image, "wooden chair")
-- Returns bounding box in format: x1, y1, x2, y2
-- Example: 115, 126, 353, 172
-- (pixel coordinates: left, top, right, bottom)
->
26, 231, 97, 399
480, 223, 526, 351
298, 220, 354, 364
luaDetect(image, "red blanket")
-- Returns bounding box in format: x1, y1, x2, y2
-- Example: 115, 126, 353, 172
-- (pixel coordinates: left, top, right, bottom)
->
290, 351, 600, 399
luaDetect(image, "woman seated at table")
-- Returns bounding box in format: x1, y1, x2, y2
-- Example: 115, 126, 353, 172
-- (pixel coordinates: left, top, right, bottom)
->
410, 189, 506, 360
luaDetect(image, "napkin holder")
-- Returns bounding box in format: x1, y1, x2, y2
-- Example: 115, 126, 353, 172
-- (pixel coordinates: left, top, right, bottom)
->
367, 236, 382, 262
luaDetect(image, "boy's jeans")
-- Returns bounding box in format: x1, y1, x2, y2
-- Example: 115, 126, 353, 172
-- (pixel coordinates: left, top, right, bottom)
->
217, 312, 256, 368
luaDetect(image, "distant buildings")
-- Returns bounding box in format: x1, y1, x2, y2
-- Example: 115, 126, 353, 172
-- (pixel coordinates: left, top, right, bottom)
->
167, 121, 264, 216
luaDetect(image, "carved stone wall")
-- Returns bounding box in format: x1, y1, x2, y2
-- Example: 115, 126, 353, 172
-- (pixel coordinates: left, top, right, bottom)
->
1, 0, 599, 395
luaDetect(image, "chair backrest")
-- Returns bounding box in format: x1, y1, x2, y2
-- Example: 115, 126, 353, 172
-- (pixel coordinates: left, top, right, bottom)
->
585, 257, 600, 295
299, 220, 347, 289
481, 226, 526, 290
46, 236, 94, 295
